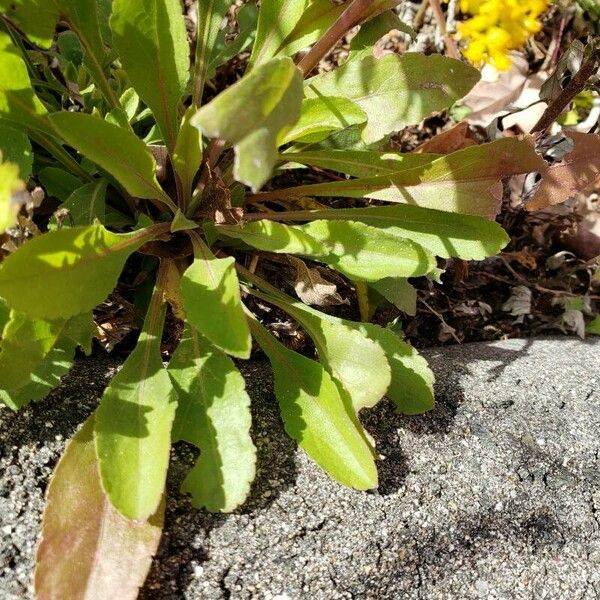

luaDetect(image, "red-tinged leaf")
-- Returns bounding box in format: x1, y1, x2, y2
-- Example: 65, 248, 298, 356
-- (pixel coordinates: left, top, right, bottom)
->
414, 122, 478, 154
35, 417, 164, 600
527, 132, 600, 211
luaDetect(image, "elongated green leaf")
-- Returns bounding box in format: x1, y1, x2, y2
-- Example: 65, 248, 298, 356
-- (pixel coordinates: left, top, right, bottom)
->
35, 418, 164, 600
0, 0, 58, 48
0, 161, 25, 234
168, 326, 256, 512
276, 0, 346, 57
357, 323, 434, 414
218, 219, 329, 255
294, 220, 436, 281
181, 237, 251, 358
279, 97, 367, 145
249, 0, 309, 68
95, 269, 177, 520
271, 138, 546, 217
0, 312, 95, 410
111, 0, 190, 151
0, 312, 64, 392
193, 0, 232, 105
305, 53, 480, 143
250, 289, 391, 411
50, 180, 107, 229
0, 32, 51, 134
38, 167, 82, 202
49, 112, 173, 206
0, 122, 32, 179
283, 148, 440, 178
249, 318, 377, 489
173, 106, 203, 202
0, 223, 164, 320
371, 277, 417, 315
193, 57, 303, 191
288, 204, 510, 260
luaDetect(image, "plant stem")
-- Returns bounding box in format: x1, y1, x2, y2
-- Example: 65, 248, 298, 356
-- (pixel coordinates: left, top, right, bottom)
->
428, 0, 460, 60
531, 49, 600, 134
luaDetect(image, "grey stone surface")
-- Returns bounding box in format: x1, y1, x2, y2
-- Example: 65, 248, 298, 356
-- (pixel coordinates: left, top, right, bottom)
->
1, 338, 600, 599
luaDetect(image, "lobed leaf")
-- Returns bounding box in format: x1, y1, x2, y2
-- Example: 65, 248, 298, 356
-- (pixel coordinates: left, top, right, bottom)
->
111, 0, 190, 151
35, 418, 164, 600
193, 57, 303, 191
168, 326, 256, 512
249, 318, 378, 490
305, 53, 480, 143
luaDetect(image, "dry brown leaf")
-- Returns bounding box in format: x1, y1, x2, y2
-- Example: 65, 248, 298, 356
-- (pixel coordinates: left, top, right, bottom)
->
527, 132, 600, 212
414, 122, 477, 154
287, 256, 348, 307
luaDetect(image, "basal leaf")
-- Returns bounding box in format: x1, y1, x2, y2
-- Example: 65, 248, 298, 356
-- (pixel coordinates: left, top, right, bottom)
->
357, 323, 434, 415
0, 32, 51, 134
38, 167, 82, 202
282, 148, 440, 178
0, 161, 25, 234
181, 236, 251, 358
276, 0, 346, 57
249, 0, 309, 68
193, 57, 303, 191
35, 417, 164, 600
193, 0, 232, 105
305, 53, 480, 143
293, 220, 436, 281
173, 106, 203, 203
270, 138, 546, 217
95, 266, 177, 520
111, 0, 190, 151
371, 277, 417, 315
249, 318, 378, 490
50, 180, 108, 229
0, 223, 166, 320
168, 326, 256, 512
49, 112, 175, 208
250, 289, 391, 412
0, 0, 58, 48
218, 220, 329, 256
279, 97, 367, 145
287, 204, 510, 260
0, 122, 33, 179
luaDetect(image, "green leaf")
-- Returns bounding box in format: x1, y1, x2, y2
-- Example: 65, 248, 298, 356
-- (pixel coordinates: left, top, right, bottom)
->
0, 32, 51, 134
279, 97, 367, 145
173, 106, 203, 202
168, 326, 256, 512
283, 148, 440, 178
249, 0, 309, 68
586, 316, 600, 335
276, 0, 346, 57
272, 138, 545, 218
218, 220, 329, 255
35, 418, 164, 600
250, 289, 391, 411
0, 0, 58, 48
95, 268, 177, 520
249, 318, 378, 490
193, 0, 232, 105
0, 161, 25, 234
0, 311, 64, 393
0, 223, 164, 320
181, 236, 251, 358
193, 57, 303, 191
170, 210, 198, 233
111, 0, 190, 151
356, 323, 434, 415
371, 277, 417, 315
38, 167, 82, 202
305, 53, 480, 143
290, 204, 510, 260
0, 312, 95, 410
50, 180, 107, 229
293, 220, 436, 281
0, 122, 32, 179
49, 112, 174, 207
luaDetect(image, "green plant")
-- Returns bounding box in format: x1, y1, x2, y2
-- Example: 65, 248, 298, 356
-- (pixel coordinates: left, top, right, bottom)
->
0, 0, 550, 596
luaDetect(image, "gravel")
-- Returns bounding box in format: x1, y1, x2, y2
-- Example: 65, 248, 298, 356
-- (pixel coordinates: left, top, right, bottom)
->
1, 338, 599, 599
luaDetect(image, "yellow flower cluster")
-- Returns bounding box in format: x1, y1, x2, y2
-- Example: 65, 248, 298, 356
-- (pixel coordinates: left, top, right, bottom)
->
457, 0, 550, 70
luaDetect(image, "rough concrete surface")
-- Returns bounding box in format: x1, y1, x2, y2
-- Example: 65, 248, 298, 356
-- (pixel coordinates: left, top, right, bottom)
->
1, 338, 599, 600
